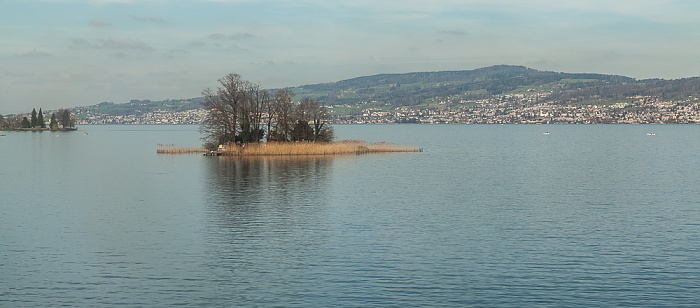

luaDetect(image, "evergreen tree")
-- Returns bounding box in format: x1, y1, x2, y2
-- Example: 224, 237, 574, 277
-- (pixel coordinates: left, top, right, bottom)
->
22, 117, 31, 128
290, 120, 314, 141
37, 108, 45, 128
50, 113, 58, 130
59, 109, 73, 128
30, 108, 38, 128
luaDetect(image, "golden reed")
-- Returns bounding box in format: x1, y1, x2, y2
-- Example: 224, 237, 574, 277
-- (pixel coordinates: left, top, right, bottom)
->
157, 141, 421, 156
157, 144, 207, 154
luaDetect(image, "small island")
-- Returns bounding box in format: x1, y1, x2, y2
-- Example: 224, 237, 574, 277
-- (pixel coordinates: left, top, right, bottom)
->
157, 73, 420, 156
1, 108, 77, 132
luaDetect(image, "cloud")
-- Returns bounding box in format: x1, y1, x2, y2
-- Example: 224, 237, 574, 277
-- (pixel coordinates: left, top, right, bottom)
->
21, 49, 52, 57
226, 44, 245, 52
71, 38, 94, 48
188, 40, 207, 47
229, 32, 256, 40
208, 32, 256, 40
441, 30, 467, 36
110, 52, 129, 58
131, 15, 166, 23
89, 18, 111, 27
99, 38, 156, 52
208, 33, 226, 40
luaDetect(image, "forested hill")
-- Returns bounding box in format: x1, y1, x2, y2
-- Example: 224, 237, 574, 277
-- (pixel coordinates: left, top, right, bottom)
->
290, 65, 700, 107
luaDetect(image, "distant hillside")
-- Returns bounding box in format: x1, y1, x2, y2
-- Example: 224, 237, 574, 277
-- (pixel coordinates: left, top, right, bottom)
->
75, 97, 204, 117
290, 65, 700, 107
72, 65, 700, 116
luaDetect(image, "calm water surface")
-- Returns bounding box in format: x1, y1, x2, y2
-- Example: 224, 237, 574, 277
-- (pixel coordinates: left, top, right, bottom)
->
1, 124, 700, 306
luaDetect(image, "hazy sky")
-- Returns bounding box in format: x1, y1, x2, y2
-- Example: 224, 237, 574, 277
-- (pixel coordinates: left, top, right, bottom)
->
2, 0, 700, 113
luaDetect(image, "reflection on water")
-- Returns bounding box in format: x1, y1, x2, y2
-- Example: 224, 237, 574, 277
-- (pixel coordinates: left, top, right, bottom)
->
204, 155, 336, 237
205, 155, 333, 215
200, 156, 344, 306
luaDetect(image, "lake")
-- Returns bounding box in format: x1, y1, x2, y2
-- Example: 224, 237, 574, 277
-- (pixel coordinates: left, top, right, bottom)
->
2, 124, 700, 307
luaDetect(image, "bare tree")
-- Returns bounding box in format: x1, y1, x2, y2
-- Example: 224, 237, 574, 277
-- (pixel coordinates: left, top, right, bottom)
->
202, 74, 274, 144
200, 74, 333, 144
291, 98, 334, 142
8, 114, 24, 128
270, 89, 294, 141
200, 88, 236, 144
246, 83, 270, 142
309, 100, 333, 142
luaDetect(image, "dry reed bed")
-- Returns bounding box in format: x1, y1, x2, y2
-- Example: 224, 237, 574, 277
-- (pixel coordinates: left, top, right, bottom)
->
221, 141, 421, 155
157, 144, 207, 154
157, 141, 421, 156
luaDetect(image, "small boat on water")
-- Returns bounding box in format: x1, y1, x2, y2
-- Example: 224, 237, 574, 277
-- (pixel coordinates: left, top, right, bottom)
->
542, 132, 550, 135
646, 132, 656, 136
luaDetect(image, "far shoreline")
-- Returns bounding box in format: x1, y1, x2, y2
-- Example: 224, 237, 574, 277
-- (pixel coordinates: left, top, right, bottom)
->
1, 127, 78, 132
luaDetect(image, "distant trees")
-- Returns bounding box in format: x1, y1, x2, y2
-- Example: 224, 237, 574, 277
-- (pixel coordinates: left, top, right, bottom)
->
22, 117, 31, 128
201, 74, 334, 145
4, 114, 23, 129
58, 109, 75, 129
0, 108, 74, 130
287, 97, 334, 142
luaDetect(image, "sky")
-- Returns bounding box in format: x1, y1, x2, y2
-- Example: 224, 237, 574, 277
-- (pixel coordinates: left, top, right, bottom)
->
2, 0, 700, 113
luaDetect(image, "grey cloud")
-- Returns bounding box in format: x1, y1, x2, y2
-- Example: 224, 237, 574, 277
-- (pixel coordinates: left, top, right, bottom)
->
229, 32, 255, 40
147, 70, 184, 77
168, 49, 190, 56
208, 32, 256, 40
442, 30, 467, 36
71, 38, 93, 48
99, 38, 156, 52
131, 16, 166, 23
22, 49, 52, 57
110, 52, 129, 58
188, 40, 207, 47
90, 19, 110, 27
208, 33, 226, 40
227, 44, 244, 51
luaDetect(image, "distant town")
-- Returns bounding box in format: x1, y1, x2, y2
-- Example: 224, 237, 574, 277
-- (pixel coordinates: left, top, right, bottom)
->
75, 108, 208, 125
6, 66, 700, 127
73, 94, 700, 125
